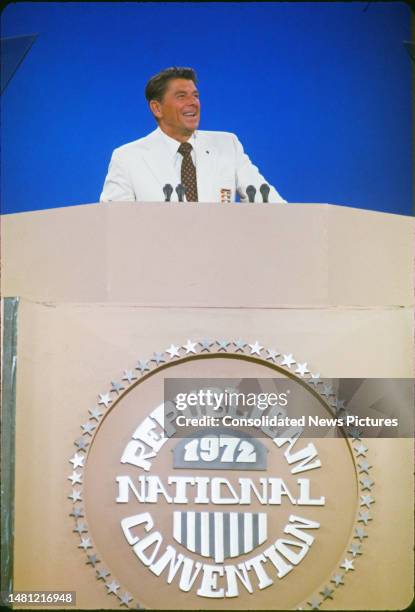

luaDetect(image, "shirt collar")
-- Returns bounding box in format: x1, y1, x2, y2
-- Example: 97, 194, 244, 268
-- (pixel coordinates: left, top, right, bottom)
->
157, 127, 197, 156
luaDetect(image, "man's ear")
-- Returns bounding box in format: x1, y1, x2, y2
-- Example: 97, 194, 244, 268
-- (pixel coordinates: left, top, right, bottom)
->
149, 99, 162, 119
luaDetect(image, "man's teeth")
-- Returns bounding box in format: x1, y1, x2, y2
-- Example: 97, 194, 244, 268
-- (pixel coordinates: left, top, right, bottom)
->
183, 112, 196, 116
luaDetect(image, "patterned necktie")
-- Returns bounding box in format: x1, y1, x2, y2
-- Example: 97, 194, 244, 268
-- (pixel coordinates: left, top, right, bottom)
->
178, 142, 198, 202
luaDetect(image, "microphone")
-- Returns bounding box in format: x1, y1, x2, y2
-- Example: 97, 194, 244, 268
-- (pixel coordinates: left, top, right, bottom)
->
163, 184, 173, 202
259, 183, 270, 203
176, 184, 186, 202
246, 185, 256, 203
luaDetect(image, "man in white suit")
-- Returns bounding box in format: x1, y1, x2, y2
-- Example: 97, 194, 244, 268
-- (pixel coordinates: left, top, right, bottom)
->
100, 67, 286, 204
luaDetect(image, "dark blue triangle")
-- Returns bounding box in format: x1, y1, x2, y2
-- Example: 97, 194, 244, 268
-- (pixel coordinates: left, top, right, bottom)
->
1, 34, 38, 94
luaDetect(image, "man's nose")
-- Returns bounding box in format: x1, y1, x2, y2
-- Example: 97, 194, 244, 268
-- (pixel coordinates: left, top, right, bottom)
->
186, 95, 199, 105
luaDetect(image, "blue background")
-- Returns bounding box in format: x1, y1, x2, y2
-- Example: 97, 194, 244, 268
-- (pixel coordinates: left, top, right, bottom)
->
1, 2, 413, 215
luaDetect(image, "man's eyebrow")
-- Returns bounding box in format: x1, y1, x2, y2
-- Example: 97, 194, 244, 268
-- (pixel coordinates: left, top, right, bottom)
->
174, 89, 199, 95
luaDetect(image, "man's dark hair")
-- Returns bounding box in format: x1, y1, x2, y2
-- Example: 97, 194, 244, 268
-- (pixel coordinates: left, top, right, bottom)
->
145, 67, 198, 102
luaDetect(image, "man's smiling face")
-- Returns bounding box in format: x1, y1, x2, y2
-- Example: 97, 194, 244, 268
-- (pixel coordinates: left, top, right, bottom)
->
150, 78, 200, 142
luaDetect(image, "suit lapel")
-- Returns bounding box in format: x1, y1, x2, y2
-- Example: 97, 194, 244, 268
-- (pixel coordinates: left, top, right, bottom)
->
141, 129, 177, 192
194, 133, 218, 202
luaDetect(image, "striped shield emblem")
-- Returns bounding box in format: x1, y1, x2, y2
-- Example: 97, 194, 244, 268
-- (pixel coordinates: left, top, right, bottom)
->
173, 511, 267, 563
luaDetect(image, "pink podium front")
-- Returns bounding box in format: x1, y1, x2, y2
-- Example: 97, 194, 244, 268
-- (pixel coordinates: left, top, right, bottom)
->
1, 202, 413, 610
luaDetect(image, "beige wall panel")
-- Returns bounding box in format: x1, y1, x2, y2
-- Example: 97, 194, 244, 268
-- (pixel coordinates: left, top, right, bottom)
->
328, 205, 413, 306
2, 203, 412, 306
1, 204, 108, 302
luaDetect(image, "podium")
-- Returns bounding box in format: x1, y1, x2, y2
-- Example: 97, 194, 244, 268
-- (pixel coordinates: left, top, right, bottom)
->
1, 202, 413, 610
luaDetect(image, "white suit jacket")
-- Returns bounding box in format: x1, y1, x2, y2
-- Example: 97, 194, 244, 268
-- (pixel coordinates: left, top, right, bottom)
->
100, 128, 286, 203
